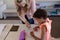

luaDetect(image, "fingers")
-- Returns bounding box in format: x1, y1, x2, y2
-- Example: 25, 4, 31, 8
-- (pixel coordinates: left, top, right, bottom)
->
33, 26, 39, 31
26, 22, 31, 28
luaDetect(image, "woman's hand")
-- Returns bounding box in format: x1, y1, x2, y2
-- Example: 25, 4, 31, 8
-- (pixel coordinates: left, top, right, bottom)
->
25, 21, 31, 28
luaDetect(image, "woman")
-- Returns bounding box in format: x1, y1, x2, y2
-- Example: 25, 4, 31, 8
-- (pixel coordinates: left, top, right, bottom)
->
15, 0, 36, 28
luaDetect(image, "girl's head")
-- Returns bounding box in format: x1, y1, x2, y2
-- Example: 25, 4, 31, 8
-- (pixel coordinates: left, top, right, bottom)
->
33, 9, 47, 24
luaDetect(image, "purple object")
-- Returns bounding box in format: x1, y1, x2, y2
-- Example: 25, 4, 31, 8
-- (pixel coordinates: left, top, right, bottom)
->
19, 30, 26, 40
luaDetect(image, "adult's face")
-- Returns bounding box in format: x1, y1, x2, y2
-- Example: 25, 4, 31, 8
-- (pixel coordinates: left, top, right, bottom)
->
20, 0, 26, 7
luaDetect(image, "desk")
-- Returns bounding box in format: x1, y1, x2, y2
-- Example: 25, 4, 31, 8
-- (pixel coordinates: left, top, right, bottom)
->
0, 24, 6, 35
0, 24, 58, 40
0, 24, 13, 40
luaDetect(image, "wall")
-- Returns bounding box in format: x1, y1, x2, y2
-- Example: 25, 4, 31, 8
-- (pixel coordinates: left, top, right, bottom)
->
0, 0, 4, 5
36, 0, 60, 1
49, 16, 60, 38
4, 0, 60, 9
36, 1, 60, 8
4, 0, 16, 9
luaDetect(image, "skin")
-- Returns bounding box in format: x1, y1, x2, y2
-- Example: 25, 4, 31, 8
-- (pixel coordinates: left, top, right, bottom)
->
15, 0, 31, 28
30, 17, 45, 40
30, 31, 41, 40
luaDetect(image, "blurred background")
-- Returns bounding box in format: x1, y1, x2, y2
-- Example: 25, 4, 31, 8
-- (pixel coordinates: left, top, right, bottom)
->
0, 0, 60, 40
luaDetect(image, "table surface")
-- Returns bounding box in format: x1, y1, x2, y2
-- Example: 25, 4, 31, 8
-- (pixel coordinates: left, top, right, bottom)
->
0, 24, 58, 40
5, 24, 39, 40
0, 24, 39, 40
0, 24, 13, 40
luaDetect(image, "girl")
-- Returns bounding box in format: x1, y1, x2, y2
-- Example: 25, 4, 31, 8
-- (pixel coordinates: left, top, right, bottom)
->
33, 9, 52, 40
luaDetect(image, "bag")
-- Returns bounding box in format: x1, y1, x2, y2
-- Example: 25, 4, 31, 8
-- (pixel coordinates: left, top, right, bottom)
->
19, 30, 26, 40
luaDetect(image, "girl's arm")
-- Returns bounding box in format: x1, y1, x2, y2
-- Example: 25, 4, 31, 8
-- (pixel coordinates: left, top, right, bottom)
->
40, 25, 47, 40
30, 31, 41, 40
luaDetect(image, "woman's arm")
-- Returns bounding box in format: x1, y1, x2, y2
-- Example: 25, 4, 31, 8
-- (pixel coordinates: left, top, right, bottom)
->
17, 12, 27, 23
15, 0, 27, 23
15, 0, 25, 22
15, 0, 31, 28
17, 12, 31, 28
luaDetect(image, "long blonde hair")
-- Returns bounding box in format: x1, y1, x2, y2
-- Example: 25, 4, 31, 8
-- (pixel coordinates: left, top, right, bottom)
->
26, 0, 30, 8
17, 0, 30, 15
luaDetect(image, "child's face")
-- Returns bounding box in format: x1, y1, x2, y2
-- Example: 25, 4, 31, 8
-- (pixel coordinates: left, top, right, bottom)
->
34, 18, 44, 24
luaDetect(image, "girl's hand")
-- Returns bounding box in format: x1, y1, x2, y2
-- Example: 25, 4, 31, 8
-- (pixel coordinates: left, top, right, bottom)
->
30, 31, 41, 40
33, 26, 39, 31
35, 38, 41, 40
30, 31, 34, 37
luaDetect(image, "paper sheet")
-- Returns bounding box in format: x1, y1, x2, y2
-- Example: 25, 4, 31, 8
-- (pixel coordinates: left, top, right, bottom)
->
0, 24, 6, 35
